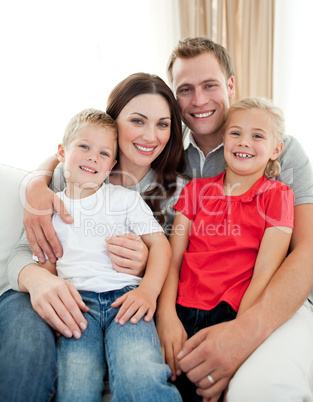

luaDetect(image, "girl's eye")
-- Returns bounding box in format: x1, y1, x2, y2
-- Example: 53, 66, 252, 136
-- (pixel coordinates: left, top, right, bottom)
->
230, 131, 240, 136
80, 144, 88, 149
253, 134, 263, 139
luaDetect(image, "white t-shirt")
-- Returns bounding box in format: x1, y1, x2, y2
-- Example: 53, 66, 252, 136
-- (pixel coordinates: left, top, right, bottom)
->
53, 183, 163, 293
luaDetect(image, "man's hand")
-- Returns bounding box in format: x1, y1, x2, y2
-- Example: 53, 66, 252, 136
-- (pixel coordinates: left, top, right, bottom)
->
24, 179, 73, 263
177, 320, 253, 401
106, 234, 148, 276
19, 264, 88, 338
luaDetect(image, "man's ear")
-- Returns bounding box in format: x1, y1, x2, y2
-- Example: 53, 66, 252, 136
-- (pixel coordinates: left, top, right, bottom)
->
270, 141, 284, 161
57, 144, 66, 162
228, 76, 235, 100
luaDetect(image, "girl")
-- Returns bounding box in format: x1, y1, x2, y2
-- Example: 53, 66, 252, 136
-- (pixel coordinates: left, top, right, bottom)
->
156, 97, 295, 401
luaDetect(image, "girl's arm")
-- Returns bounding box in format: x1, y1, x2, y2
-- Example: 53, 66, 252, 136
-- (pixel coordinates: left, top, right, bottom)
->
156, 212, 191, 379
237, 225, 293, 316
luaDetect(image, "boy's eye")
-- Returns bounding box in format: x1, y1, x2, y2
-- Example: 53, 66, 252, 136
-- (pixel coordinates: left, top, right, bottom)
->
100, 151, 109, 156
80, 144, 88, 149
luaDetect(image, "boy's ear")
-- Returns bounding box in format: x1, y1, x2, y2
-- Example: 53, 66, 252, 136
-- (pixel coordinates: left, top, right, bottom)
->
270, 141, 284, 161
57, 144, 65, 162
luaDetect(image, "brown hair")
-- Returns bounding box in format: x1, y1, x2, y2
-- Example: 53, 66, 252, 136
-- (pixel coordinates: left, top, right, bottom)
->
167, 37, 234, 85
224, 97, 285, 178
106, 73, 185, 225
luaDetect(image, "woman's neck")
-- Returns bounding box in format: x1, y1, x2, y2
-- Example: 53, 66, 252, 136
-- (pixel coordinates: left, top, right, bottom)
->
109, 160, 151, 187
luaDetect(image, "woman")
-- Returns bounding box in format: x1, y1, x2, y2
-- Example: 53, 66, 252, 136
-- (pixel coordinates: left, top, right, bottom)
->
5, 73, 186, 401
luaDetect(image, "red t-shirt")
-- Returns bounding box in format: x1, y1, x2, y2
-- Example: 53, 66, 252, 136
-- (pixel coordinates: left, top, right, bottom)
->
174, 173, 295, 312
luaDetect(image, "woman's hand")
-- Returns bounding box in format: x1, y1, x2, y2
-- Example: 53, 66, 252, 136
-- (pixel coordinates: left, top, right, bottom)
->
106, 234, 148, 277
24, 179, 73, 263
156, 311, 188, 381
19, 264, 89, 338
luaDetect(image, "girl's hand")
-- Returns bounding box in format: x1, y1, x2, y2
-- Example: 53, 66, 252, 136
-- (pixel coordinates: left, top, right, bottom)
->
111, 287, 156, 325
156, 311, 187, 381
24, 179, 72, 263
106, 234, 148, 277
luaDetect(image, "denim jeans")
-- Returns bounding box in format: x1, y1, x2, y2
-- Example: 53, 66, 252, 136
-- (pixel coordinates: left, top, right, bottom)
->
0, 289, 57, 402
56, 286, 182, 402
175, 302, 237, 402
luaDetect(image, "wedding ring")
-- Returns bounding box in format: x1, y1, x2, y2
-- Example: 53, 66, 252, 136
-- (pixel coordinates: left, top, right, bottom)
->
207, 374, 215, 384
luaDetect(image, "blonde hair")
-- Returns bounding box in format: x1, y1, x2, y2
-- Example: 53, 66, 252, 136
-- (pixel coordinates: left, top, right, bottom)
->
224, 97, 285, 178
63, 108, 117, 150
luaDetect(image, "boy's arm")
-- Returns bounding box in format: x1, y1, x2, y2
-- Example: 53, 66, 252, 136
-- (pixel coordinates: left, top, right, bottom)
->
237, 225, 293, 316
39, 259, 58, 276
112, 231, 171, 324
156, 212, 191, 379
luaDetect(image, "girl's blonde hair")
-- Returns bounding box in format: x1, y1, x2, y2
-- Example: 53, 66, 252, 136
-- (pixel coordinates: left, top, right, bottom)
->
224, 97, 285, 178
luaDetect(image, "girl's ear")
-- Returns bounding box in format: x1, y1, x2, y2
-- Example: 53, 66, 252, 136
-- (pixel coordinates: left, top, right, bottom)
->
57, 144, 66, 162
270, 141, 284, 161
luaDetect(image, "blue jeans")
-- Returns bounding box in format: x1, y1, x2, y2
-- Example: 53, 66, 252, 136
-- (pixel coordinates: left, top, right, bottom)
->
0, 289, 57, 402
175, 302, 237, 402
57, 287, 182, 402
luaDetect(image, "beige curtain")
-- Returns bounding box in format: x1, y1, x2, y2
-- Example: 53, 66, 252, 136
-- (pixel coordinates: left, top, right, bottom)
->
178, 0, 274, 100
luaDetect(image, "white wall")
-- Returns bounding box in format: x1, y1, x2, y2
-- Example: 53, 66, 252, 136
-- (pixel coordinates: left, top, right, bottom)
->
273, 0, 313, 162
0, 0, 180, 171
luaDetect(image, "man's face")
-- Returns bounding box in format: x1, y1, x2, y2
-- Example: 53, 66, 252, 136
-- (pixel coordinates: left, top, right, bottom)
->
172, 52, 235, 140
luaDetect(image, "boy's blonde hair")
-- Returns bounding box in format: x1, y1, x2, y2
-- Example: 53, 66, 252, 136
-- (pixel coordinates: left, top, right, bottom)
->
63, 108, 117, 150
224, 97, 285, 178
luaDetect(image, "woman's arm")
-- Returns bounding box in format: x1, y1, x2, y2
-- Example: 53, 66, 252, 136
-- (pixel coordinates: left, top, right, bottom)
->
237, 225, 293, 315
23, 155, 72, 263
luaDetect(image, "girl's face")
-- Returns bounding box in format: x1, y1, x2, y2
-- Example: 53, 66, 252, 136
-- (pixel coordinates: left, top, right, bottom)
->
115, 94, 171, 171
223, 108, 283, 179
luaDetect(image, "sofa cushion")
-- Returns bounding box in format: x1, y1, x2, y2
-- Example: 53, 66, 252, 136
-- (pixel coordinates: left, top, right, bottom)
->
0, 164, 29, 295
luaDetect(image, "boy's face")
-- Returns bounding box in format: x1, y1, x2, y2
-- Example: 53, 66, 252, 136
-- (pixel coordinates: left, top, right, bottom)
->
58, 125, 117, 195
172, 52, 235, 140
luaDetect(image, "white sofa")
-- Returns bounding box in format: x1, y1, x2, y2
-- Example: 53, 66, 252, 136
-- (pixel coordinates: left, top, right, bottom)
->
0, 164, 29, 296
0, 164, 112, 401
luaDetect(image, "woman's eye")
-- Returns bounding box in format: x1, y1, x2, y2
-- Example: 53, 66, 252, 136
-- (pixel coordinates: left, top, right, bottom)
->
158, 122, 169, 128
131, 119, 143, 125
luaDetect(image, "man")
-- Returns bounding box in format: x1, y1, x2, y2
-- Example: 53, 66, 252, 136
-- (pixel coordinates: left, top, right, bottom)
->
157, 37, 313, 401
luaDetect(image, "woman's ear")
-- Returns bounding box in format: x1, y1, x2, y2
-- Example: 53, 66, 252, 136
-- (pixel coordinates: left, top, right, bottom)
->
270, 141, 284, 161
57, 144, 66, 162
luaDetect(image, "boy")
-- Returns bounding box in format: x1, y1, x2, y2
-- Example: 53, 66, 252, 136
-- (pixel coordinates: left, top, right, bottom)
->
40, 108, 181, 402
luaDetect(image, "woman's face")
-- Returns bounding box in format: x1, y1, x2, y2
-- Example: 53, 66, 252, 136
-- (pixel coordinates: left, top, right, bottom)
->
115, 93, 171, 170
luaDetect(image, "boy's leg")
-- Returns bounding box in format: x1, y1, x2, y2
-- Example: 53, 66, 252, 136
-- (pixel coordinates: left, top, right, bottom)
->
0, 289, 57, 402
56, 291, 106, 402
104, 286, 182, 402
227, 301, 313, 402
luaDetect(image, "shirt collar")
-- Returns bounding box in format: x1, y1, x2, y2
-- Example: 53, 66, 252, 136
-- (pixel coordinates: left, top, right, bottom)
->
183, 125, 224, 155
